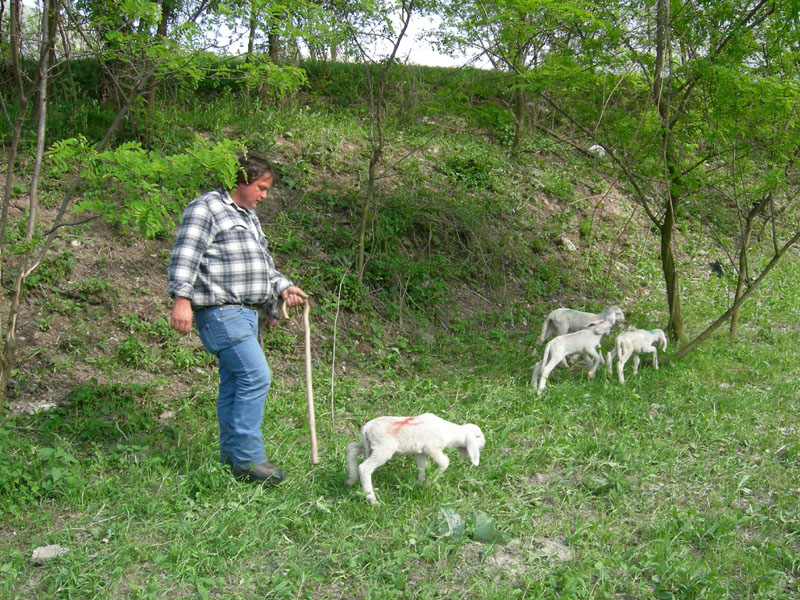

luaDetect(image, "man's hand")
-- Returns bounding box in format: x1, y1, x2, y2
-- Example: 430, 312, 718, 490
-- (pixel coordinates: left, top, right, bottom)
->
281, 285, 308, 309
170, 296, 193, 334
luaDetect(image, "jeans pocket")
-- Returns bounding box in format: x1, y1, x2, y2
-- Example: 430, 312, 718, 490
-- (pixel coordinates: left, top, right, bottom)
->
198, 307, 256, 354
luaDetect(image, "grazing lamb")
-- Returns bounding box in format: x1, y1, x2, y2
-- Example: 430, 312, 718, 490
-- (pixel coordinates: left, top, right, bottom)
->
534, 318, 613, 394
606, 328, 667, 384
345, 413, 486, 505
537, 305, 625, 345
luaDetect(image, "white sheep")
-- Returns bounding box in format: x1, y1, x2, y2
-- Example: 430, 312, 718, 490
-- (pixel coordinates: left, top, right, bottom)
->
534, 318, 613, 394
606, 328, 667, 384
537, 305, 625, 345
345, 413, 486, 505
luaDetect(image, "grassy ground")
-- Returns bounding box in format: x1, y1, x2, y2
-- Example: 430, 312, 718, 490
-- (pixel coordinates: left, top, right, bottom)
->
2, 65, 800, 599
2, 255, 799, 599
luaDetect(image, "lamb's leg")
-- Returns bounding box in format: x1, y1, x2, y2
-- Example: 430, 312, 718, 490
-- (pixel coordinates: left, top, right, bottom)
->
616, 348, 630, 385
345, 442, 364, 486
648, 346, 659, 370
606, 349, 616, 375
556, 324, 570, 367
537, 319, 553, 345
415, 454, 428, 482
358, 448, 393, 505
427, 449, 450, 474
531, 360, 542, 386
585, 348, 602, 378
538, 355, 560, 394
632, 354, 641, 375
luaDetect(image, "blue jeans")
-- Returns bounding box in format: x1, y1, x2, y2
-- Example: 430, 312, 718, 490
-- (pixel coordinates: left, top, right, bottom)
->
194, 306, 270, 469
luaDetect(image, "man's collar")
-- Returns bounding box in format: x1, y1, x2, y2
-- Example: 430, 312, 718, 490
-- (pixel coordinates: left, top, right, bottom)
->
221, 189, 252, 214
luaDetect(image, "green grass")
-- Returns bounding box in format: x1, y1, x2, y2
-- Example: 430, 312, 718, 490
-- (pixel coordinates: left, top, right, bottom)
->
4, 58, 800, 599
3, 275, 800, 599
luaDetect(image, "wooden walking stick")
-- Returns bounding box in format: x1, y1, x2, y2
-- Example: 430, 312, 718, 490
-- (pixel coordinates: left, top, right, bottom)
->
283, 300, 319, 464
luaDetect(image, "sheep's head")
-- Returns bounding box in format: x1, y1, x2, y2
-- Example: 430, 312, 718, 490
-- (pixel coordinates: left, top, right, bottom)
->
588, 319, 613, 336
600, 305, 625, 325
458, 424, 486, 466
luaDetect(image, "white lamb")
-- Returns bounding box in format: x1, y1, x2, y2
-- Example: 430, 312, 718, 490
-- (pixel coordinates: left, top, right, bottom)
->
606, 328, 667, 384
537, 305, 625, 345
345, 413, 486, 505
533, 318, 613, 394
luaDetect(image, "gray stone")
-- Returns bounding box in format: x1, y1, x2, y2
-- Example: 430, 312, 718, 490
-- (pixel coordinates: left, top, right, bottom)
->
31, 544, 70, 564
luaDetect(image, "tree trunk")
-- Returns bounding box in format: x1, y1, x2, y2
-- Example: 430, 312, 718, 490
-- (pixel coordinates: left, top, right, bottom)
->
357, 69, 383, 284
8, 0, 22, 95
730, 193, 771, 334
0, 0, 5, 47
0, 268, 25, 412
512, 83, 526, 156
27, 0, 52, 239
660, 206, 684, 342
247, 0, 257, 58
653, 0, 684, 342
730, 219, 753, 336
47, 0, 58, 71
146, 0, 172, 108
268, 31, 279, 62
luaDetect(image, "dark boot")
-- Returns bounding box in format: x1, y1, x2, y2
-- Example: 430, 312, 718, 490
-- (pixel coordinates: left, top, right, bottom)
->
231, 461, 286, 485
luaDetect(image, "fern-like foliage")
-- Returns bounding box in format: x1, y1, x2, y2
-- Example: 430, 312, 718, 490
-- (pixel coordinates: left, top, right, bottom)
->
60, 137, 244, 238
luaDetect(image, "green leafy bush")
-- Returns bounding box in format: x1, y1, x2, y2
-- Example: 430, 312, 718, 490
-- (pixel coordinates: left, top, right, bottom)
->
50, 136, 244, 238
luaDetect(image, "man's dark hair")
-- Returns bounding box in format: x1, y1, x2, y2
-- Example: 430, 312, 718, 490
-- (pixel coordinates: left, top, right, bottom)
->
236, 151, 277, 186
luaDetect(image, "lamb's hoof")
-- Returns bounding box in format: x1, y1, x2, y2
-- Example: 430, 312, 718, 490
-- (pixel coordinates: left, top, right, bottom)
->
345, 478, 355, 487
366, 496, 379, 506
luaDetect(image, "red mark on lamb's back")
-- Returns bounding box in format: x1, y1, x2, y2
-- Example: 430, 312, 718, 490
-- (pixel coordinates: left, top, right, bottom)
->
390, 417, 421, 435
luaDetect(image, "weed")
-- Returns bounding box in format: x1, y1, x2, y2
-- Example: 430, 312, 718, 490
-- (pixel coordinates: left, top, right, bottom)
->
116, 334, 154, 368
65, 278, 115, 303
35, 315, 52, 331
439, 144, 502, 190
43, 296, 82, 314
24, 250, 75, 290
540, 170, 575, 203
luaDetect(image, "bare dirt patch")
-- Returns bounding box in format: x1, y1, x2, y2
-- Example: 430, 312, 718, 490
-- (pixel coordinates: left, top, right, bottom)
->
3, 204, 190, 415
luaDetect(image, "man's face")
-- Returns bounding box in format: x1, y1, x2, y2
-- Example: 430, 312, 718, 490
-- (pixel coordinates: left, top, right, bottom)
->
232, 173, 274, 211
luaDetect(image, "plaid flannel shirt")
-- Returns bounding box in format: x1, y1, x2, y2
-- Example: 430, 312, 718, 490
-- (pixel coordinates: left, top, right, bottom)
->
167, 189, 292, 309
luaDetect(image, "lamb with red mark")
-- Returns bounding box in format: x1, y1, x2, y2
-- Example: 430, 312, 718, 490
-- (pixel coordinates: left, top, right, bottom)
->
346, 412, 486, 505
389, 416, 421, 435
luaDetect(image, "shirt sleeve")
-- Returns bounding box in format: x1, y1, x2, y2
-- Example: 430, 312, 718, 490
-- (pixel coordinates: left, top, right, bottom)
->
167, 200, 215, 300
